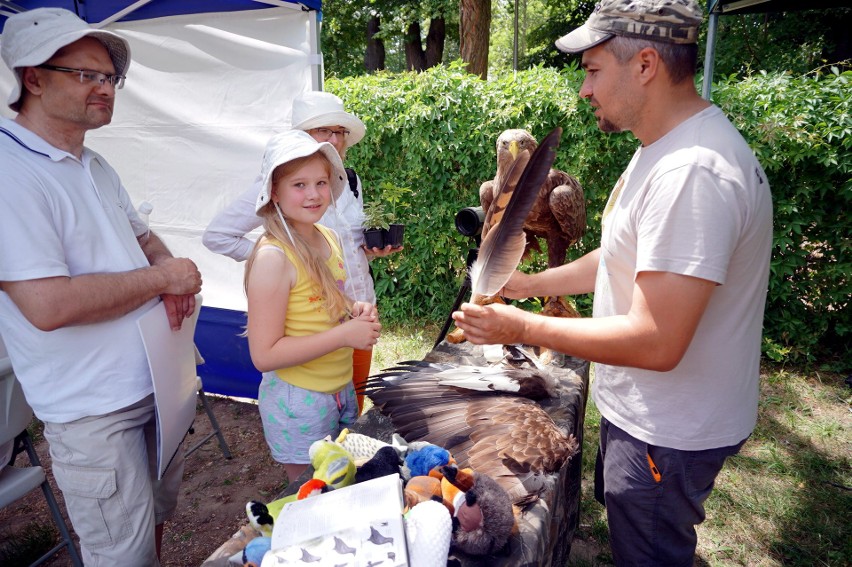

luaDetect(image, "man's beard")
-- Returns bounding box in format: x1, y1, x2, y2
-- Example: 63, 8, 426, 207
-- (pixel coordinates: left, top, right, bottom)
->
597, 116, 623, 133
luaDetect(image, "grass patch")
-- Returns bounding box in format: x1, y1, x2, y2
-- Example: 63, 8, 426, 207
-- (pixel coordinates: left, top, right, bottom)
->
696, 367, 851, 566
569, 365, 850, 566
371, 321, 442, 373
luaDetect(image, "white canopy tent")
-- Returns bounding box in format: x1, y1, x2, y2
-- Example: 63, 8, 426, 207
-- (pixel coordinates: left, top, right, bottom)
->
1, 0, 324, 396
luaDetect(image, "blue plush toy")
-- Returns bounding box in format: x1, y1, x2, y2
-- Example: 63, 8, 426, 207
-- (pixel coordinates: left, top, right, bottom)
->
405, 444, 452, 478
242, 535, 272, 567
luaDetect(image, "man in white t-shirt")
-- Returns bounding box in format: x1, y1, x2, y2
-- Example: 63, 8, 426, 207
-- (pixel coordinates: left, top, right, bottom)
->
452, 0, 772, 564
0, 8, 201, 565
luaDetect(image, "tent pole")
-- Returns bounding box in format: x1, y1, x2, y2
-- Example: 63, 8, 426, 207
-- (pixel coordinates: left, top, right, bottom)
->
701, 11, 719, 101
312, 10, 323, 91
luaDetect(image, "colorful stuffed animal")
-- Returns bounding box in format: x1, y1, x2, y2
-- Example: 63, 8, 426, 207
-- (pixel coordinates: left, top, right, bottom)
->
308, 437, 356, 489
355, 445, 402, 483
245, 438, 355, 537
405, 443, 453, 479
241, 535, 271, 567
440, 464, 515, 556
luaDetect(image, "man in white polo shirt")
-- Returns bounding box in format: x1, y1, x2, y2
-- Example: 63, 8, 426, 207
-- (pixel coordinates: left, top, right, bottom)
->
0, 8, 201, 565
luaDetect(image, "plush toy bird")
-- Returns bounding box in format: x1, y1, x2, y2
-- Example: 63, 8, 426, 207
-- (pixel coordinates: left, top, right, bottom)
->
309, 437, 356, 489
245, 438, 355, 537
335, 428, 392, 466
362, 360, 579, 506
404, 500, 453, 567
479, 128, 586, 318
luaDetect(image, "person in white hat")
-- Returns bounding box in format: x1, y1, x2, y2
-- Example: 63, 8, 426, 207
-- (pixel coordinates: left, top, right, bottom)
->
0, 8, 201, 565
453, 1, 772, 564
203, 91, 398, 414
244, 129, 380, 482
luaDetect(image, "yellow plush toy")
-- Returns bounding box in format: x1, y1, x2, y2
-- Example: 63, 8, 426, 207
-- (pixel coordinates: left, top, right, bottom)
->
308, 437, 356, 489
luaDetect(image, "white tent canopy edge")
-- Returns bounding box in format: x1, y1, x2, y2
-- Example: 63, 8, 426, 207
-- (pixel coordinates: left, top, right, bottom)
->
1, 3, 323, 312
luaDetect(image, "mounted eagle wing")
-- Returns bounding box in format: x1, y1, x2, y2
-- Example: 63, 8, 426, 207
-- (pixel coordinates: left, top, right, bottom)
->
362, 359, 579, 507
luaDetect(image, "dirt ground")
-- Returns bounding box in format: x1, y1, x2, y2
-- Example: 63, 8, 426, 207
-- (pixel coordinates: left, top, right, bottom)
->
1, 394, 603, 567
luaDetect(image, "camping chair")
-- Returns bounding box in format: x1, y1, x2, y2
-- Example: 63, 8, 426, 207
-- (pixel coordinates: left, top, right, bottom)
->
185, 347, 232, 459
0, 357, 84, 567
185, 376, 233, 459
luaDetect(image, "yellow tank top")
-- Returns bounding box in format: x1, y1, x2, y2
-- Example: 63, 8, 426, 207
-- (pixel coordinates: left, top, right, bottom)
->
263, 225, 352, 393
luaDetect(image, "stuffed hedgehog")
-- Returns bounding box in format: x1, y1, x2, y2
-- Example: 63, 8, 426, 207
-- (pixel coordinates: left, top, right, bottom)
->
440, 464, 515, 556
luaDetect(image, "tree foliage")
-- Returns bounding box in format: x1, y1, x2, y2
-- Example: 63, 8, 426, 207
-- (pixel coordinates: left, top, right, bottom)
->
710, 9, 852, 78
328, 64, 851, 370
321, 0, 458, 77
518, 2, 851, 78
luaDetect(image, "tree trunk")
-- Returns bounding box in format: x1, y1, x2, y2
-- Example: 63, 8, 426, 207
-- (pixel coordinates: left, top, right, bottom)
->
459, 0, 491, 79
405, 21, 427, 71
425, 17, 446, 68
365, 16, 385, 72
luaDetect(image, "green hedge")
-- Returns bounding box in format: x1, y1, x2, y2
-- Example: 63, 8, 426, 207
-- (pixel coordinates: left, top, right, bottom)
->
328, 62, 851, 370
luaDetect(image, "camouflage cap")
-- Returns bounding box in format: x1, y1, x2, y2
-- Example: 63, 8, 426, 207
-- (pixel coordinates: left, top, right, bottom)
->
555, 0, 703, 54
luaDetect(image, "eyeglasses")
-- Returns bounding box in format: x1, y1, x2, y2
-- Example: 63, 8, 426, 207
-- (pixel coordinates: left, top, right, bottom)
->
311, 127, 350, 141
37, 64, 126, 89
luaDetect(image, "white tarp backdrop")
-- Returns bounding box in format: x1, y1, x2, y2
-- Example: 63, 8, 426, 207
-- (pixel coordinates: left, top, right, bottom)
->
1, 6, 320, 311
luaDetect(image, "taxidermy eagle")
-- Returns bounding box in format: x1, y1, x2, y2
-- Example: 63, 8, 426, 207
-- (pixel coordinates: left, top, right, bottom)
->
480, 128, 586, 317
447, 128, 585, 345
362, 355, 579, 508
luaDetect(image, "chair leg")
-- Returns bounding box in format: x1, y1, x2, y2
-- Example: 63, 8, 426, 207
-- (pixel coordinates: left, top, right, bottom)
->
20, 431, 84, 567
186, 387, 232, 459
200, 388, 233, 459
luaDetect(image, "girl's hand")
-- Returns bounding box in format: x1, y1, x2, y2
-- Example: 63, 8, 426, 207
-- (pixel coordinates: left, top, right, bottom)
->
350, 301, 378, 320
341, 315, 381, 350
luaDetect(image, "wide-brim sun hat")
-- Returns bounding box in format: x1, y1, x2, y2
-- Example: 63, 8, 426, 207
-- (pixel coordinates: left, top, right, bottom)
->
1, 7, 131, 111
290, 91, 366, 148
256, 129, 348, 214
555, 0, 702, 54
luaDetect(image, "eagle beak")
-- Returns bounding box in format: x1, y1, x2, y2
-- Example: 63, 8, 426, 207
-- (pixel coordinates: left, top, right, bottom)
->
509, 140, 519, 160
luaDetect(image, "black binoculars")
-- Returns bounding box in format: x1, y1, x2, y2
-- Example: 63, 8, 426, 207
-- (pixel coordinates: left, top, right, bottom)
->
455, 206, 485, 238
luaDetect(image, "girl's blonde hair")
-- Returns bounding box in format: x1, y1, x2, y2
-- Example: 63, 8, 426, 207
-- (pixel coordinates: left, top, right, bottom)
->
244, 153, 352, 322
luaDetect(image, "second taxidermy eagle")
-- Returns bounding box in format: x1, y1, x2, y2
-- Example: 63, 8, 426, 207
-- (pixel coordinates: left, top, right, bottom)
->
480, 129, 586, 317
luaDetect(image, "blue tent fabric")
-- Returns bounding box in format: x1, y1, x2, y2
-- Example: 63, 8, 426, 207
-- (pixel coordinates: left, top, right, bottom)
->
1, 0, 321, 26
195, 307, 261, 400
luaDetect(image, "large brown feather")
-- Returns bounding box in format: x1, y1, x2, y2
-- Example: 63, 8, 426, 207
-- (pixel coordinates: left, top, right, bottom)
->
469, 128, 562, 297
481, 150, 530, 237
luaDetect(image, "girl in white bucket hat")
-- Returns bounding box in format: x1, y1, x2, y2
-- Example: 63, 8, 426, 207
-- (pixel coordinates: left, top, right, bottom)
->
203, 91, 399, 415
244, 130, 381, 482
